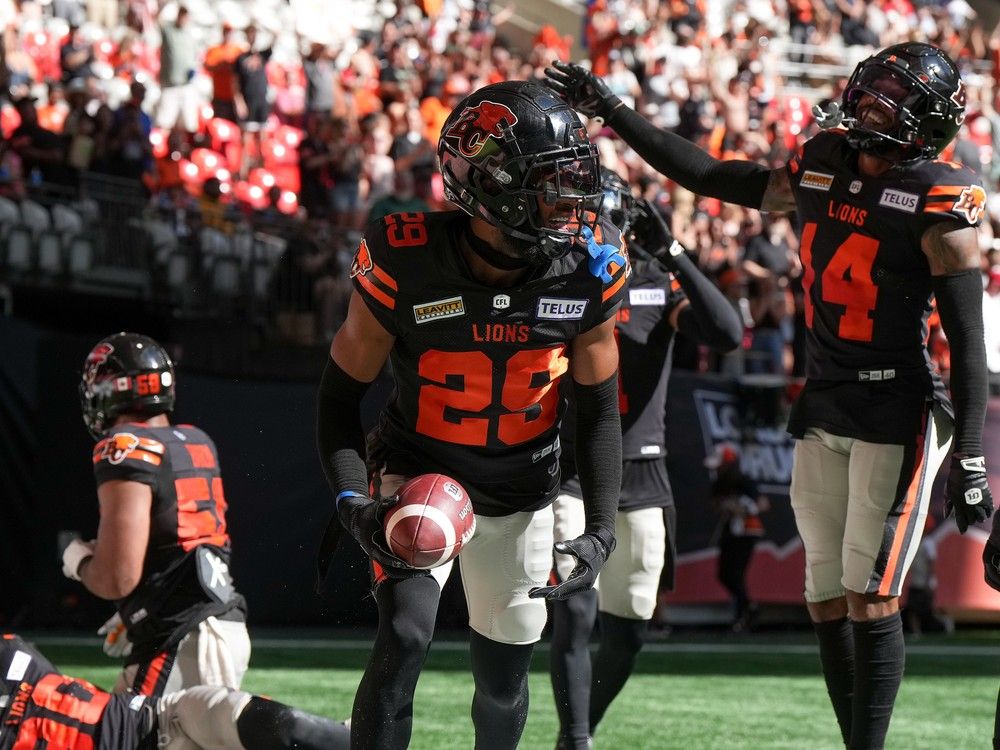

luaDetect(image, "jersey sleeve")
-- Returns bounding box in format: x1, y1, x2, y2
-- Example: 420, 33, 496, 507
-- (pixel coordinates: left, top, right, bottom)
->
664, 272, 687, 316
591, 217, 630, 325
920, 162, 987, 230
92, 431, 164, 488
349, 219, 401, 336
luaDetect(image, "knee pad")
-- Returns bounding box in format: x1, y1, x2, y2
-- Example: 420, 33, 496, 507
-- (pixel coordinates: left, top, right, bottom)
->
236, 697, 350, 750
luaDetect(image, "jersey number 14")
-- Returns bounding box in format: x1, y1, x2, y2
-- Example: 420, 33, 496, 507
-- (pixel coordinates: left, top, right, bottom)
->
800, 222, 879, 342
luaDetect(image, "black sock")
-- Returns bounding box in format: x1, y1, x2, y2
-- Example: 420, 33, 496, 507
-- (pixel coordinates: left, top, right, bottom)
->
994, 685, 1000, 750
814, 617, 854, 746
236, 697, 351, 750
589, 612, 647, 732
549, 589, 598, 746
351, 575, 440, 750
851, 612, 905, 750
470, 630, 534, 750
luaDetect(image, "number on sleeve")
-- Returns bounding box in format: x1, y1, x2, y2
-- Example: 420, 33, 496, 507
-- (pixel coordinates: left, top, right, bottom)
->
385, 212, 428, 247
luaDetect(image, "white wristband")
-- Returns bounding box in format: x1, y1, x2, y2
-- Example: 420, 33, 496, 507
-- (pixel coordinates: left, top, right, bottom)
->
61, 538, 95, 581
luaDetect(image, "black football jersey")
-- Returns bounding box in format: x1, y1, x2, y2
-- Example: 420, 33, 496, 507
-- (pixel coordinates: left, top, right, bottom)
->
0, 634, 154, 750
784, 129, 984, 442
560, 259, 685, 509
92, 424, 245, 662
352, 210, 629, 515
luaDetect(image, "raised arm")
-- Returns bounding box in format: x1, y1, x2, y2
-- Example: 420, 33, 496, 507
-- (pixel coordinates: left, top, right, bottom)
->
544, 61, 796, 212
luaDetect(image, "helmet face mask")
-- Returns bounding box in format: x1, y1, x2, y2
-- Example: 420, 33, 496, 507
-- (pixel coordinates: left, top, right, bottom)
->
80, 333, 176, 439
841, 42, 966, 164
598, 167, 636, 236
438, 80, 602, 264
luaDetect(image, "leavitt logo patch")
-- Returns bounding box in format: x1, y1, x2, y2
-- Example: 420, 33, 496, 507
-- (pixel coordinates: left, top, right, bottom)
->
800, 171, 834, 191
413, 296, 465, 324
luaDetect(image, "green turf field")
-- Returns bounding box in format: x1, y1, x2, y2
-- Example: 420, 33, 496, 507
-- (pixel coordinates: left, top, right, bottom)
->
28, 632, 1000, 749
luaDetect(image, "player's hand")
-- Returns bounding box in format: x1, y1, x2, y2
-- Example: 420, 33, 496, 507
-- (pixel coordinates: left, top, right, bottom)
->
944, 455, 994, 534
337, 493, 422, 577
983, 512, 1000, 591
61, 537, 95, 581
543, 61, 623, 123
529, 530, 616, 601
635, 199, 685, 272
97, 612, 133, 658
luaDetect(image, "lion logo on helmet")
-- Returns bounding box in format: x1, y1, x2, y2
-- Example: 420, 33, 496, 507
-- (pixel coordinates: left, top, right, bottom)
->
443, 100, 519, 158
83, 342, 114, 387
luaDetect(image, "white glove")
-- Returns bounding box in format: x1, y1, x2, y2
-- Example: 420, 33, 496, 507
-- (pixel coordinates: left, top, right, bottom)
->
97, 612, 133, 658
61, 538, 95, 581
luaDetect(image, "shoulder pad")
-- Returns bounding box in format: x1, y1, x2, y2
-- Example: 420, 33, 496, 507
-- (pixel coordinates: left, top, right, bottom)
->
921, 165, 987, 225
93, 432, 165, 467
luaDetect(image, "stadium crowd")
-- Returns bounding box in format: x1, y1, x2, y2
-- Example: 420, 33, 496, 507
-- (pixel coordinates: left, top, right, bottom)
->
0, 0, 997, 375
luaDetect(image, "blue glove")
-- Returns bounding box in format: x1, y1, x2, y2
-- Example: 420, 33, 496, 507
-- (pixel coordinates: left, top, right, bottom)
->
581, 225, 625, 283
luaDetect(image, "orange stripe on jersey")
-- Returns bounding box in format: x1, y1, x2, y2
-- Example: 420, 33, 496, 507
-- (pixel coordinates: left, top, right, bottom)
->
878, 441, 928, 596
371, 263, 398, 291
137, 437, 164, 454
185, 443, 216, 469
139, 653, 168, 696
927, 185, 963, 197
602, 270, 627, 302
356, 270, 396, 310
923, 204, 954, 213
130, 448, 162, 466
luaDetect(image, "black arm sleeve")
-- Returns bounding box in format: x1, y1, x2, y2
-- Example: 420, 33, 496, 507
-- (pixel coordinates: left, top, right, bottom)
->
933, 269, 988, 455
663, 248, 743, 353
573, 373, 622, 540
316, 356, 373, 500
606, 107, 771, 209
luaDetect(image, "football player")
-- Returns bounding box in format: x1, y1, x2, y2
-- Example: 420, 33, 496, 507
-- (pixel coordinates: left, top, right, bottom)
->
64, 333, 250, 698
549, 169, 741, 749
546, 42, 993, 749
316, 80, 627, 750
0, 632, 350, 750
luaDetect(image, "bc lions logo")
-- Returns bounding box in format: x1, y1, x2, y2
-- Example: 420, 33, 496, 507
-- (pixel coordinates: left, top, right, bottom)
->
102, 433, 140, 465
83, 342, 114, 386
952, 184, 986, 225
951, 81, 967, 123
443, 100, 519, 158
350, 239, 373, 279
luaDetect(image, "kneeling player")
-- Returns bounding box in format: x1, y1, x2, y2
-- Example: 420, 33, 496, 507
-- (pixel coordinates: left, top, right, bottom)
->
0, 633, 350, 750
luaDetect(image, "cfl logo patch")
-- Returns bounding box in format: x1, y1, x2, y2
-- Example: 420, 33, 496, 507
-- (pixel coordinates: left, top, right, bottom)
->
965, 488, 984, 505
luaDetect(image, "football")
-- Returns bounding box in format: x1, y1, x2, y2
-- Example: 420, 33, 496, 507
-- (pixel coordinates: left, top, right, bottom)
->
383, 474, 476, 569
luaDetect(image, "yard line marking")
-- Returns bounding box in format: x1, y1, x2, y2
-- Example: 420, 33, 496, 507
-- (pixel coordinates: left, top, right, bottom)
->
22, 635, 1000, 657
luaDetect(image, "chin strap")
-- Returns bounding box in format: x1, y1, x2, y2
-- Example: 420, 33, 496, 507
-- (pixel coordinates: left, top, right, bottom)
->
464, 227, 532, 270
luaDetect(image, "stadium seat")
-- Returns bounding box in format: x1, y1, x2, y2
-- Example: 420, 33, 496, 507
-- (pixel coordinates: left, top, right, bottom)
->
211, 256, 242, 297
198, 227, 232, 271
66, 235, 94, 274
0, 196, 20, 230
143, 219, 180, 266
19, 200, 50, 235
51, 203, 85, 236
5, 226, 34, 272
36, 232, 64, 275
166, 250, 190, 290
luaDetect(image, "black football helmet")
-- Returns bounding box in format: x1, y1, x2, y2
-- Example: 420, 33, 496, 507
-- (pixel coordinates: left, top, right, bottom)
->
80, 332, 175, 439
438, 80, 602, 263
841, 42, 966, 164
598, 167, 636, 235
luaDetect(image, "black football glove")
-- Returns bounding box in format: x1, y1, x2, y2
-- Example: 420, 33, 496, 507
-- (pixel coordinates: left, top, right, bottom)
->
543, 61, 623, 123
944, 454, 994, 534
337, 492, 421, 577
983, 511, 1000, 592
632, 198, 686, 273
529, 529, 615, 601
